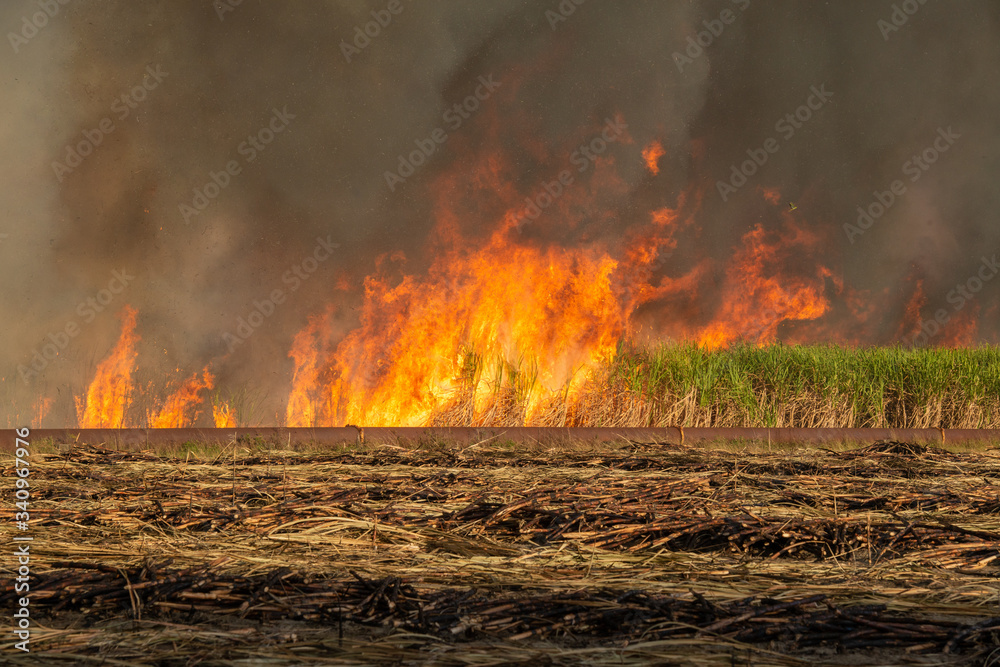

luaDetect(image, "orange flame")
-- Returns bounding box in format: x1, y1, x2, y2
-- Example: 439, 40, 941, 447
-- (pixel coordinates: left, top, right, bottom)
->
33, 397, 53, 426
759, 187, 782, 206
39, 89, 990, 429
286, 309, 328, 427
938, 305, 978, 348
642, 140, 665, 175
284, 107, 677, 427
287, 233, 628, 426
76, 305, 139, 428
59, 97, 975, 429
895, 278, 927, 341
696, 222, 830, 349
213, 401, 237, 428
149, 368, 214, 428
283, 101, 857, 426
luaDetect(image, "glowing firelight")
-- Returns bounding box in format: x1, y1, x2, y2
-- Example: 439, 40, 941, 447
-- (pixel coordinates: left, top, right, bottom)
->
33, 397, 53, 426
895, 278, 927, 341
75, 305, 139, 428
642, 140, 665, 175
213, 401, 237, 428
281, 118, 842, 427
56, 114, 981, 431
148, 369, 214, 428
696, 222, 830, 349
285, 236, 628, 427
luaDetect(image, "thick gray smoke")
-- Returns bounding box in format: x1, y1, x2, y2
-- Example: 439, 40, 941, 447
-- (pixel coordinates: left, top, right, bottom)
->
2, 0, 998, 426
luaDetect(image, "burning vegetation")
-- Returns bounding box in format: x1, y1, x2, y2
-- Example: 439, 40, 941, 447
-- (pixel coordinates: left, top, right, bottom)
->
5, 1, 998, 433
65, 136, 991, 429
74, 306, 139, 429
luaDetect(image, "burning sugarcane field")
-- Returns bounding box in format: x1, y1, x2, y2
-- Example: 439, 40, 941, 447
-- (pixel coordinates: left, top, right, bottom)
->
2, 1, 1000, 665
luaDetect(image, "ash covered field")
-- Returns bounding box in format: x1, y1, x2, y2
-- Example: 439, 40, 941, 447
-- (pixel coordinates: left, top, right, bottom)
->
3, 437, 999, 665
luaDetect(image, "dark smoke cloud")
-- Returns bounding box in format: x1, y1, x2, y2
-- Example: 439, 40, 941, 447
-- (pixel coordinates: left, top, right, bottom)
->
2, 0, 998, 426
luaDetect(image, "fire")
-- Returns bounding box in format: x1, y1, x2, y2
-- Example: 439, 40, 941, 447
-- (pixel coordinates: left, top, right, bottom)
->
287, 233, 628, 427
642, 140, 665, 175
759, 187, 782, 205
33, 398, 53, 426
49, 103, 985, 430
148, 368, 214, 428
213, 401, 237, 428
283, 105, 859, 427
282, 107, 672, 427
286, 309, 329, 427
76, 305, 139, 428
938, 305, 979, 348
695, 221, 831, 349
895, 278, 927, 341
613, 203, 702, 314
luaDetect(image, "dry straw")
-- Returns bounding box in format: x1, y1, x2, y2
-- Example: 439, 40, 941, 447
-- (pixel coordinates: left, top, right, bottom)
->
3, 438, 998, 663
